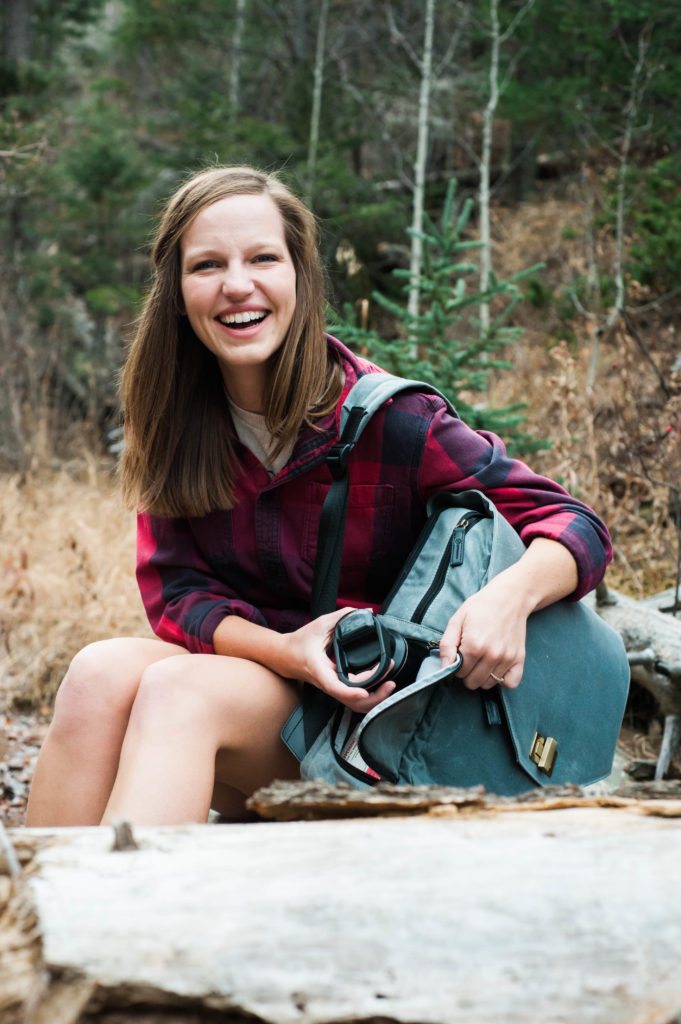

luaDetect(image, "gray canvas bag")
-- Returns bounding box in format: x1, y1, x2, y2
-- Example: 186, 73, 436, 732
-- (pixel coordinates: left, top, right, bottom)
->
281, 373, 630, 795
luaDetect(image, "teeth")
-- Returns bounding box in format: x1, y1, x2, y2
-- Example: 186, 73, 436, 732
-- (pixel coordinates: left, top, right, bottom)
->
219, 311, 267, 325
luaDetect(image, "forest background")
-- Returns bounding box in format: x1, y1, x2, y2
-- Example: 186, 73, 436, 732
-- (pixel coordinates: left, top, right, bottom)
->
1, 0, 681, 725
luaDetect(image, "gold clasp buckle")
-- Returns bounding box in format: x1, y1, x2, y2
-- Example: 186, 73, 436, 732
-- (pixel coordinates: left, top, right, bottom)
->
530, 732, 558, 775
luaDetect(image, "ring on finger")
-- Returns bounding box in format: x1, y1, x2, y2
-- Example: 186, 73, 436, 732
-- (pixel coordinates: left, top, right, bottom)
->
489, 671, 505, 684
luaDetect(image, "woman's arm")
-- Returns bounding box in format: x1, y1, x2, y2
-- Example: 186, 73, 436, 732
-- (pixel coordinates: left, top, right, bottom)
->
213, 610, 395, 713
416, 397, 612, 599
137, 512, 270, 653
439, 537, 578, 690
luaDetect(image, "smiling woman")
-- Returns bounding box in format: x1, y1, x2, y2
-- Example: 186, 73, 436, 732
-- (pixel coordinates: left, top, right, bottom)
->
25, 165, 613, 829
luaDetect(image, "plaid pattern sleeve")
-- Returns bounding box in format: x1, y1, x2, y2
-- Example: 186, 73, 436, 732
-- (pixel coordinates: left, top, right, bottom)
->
137, 511, 269, 653
415, 396, 612, 599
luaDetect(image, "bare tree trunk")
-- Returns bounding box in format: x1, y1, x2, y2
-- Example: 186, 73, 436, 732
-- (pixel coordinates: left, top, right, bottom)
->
229, 0, 247, 127
589, 24, 652, 390
407, 0, 436, 338
478, 0, 499, 337
306, 0, 330, 204
478, 0, 535, 336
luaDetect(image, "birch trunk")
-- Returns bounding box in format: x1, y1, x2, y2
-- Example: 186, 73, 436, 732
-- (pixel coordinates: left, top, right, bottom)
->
407, 0, 435, 331
229, 0, 247, 127
591, 27, 651, 387
306, 0, 330, 204
478, 0, 535, 337
478, 0, 499, 338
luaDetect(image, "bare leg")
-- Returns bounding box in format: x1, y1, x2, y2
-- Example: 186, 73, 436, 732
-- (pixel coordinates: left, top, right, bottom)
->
101, 654, 301, 826
25, 637, 188, 827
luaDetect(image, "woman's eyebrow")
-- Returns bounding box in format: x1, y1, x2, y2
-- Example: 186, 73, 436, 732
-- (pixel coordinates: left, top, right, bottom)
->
182, 239, 286, 260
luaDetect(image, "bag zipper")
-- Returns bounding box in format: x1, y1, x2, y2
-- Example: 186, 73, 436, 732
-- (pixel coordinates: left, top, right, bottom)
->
380, 506, 443, 610
412, 512, 484, 624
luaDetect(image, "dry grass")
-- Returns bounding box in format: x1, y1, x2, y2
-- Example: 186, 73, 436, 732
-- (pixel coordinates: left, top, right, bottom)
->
0, 458, 150, 709
487, 188, 681, 598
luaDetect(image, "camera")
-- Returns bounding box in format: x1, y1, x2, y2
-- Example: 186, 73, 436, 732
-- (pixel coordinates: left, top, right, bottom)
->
330, 609, 431, 691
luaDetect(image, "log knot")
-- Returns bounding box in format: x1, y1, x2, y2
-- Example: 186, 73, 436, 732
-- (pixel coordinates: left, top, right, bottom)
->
111, 820, 139, 852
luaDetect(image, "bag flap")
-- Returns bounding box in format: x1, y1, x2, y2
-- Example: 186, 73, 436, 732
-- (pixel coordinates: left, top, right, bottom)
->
499, 599, 630, 786
358, 601, 629, 790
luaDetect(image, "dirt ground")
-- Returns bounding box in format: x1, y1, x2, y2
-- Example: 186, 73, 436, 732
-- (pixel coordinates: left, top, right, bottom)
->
0, 712, 49, 826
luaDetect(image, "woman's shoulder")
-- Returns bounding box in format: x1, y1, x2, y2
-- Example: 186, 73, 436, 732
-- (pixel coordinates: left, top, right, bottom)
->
325, 334, 456, 423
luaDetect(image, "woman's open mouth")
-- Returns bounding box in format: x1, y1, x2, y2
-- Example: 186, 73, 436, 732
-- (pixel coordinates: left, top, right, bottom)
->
216, 311, 270, 331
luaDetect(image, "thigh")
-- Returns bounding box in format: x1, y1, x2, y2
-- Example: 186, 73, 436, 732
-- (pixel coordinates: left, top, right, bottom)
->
134, 654, 302, 795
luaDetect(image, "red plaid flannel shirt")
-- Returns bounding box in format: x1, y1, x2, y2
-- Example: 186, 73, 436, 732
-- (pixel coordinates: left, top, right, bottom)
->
137, 336, 612, 652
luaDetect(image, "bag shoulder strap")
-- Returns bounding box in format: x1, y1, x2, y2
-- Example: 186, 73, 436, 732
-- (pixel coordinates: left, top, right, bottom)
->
339, 372, 457, 441
311, 373, 457, 619
304, 372, 457, 749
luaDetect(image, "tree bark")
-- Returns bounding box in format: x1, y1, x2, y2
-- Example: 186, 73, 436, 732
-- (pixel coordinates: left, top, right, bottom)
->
592, 585, 681, 717
592, 585, 681, 778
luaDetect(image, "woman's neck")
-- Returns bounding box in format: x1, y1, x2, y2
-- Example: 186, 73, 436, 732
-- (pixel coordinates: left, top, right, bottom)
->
221, 366, 267, 415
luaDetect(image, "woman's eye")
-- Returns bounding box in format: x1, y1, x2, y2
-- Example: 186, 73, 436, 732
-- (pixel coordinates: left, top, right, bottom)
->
253, 254, 278, 264
191, 259, 219, 271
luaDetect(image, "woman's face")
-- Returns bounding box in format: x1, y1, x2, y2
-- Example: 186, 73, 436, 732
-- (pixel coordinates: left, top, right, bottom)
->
180, 192, 297, 411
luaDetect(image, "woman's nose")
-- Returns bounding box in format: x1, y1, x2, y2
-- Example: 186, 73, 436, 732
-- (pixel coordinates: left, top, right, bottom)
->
221, 263, 254, 299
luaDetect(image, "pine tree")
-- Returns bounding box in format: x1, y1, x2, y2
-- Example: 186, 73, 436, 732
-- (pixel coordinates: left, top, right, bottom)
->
332, 180, 544, 451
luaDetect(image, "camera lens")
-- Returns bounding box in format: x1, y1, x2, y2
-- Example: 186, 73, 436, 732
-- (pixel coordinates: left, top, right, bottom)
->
332, 611, 427, 691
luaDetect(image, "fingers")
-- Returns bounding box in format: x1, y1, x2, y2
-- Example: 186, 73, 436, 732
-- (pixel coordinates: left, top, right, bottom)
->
318, 606, 356, 645
440, 601, 526, 691
317, 671, 396, 712
343, 679, 396, 714
458, 650, 524, 691
439, 613, 463, 669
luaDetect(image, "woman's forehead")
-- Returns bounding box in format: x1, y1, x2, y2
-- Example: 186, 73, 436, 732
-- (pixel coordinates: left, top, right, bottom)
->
181, 193, 288, 250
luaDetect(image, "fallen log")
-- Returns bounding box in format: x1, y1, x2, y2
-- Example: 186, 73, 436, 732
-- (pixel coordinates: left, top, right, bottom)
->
592, 583, 681, 778
593, 583, 681, 715
640, 584, 681, 615
4, 784, 681, 1024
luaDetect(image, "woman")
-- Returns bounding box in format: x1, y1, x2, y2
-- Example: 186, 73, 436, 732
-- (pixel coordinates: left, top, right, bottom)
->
26, 166, 611, 827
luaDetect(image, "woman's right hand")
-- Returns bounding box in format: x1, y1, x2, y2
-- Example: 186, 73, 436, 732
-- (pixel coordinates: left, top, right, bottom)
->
282, 608, 396, 714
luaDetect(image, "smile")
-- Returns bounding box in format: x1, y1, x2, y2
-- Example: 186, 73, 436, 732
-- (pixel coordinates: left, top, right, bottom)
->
216, 311, 269, 328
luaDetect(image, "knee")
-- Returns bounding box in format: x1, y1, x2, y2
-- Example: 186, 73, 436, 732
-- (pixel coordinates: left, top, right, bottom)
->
52, 639, 143, 736
130, 657, 206, 734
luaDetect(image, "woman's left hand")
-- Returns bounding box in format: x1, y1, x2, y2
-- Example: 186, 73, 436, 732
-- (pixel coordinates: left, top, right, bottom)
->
439, 575, 531, 689
438, 537, 580, 691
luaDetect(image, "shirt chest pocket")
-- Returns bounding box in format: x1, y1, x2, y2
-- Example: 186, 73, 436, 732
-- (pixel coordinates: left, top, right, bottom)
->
302, 482, 396, 569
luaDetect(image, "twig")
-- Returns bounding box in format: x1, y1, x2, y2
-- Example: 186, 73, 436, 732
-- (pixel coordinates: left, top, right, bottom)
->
0, 821, 22, 879
623, 309, 671, 399
629, 454, 681, 618
111, 820, 139, 852
384, 1, 422, 73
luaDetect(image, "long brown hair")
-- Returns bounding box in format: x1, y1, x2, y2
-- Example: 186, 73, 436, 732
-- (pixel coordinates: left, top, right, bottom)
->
119, 166, 341, 517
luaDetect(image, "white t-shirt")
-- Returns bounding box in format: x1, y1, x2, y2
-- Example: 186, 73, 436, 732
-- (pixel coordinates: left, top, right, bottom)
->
228, 399, 295, 477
